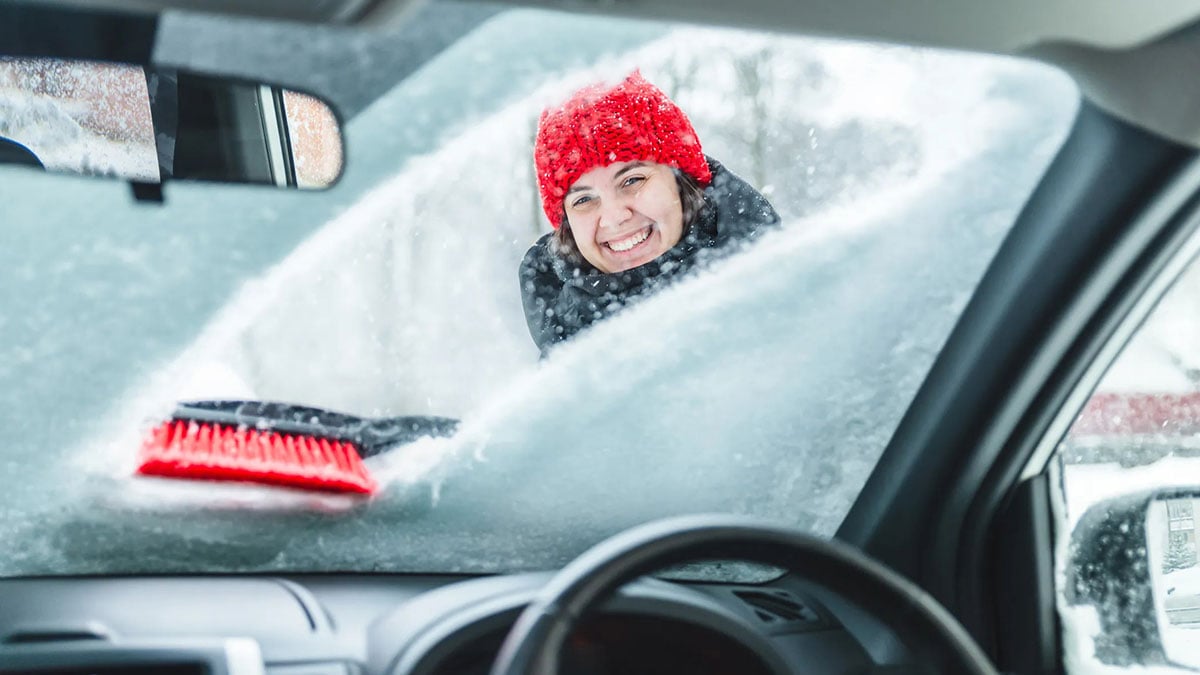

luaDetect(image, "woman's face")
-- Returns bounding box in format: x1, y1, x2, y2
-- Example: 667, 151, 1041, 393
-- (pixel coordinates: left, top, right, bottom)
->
563, 161, 684, 274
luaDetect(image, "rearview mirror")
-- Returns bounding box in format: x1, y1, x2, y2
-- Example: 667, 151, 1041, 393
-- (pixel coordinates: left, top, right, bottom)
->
0, 57, 343, 192
1067, 488, 1200, 669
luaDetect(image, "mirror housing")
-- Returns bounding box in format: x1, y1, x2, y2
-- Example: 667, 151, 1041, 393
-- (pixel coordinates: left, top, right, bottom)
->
1067, 487, 1200, 669
0, 57, 343, 196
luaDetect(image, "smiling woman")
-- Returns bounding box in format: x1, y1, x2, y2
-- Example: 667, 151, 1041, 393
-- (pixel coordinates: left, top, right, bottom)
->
520, 72, 781, 356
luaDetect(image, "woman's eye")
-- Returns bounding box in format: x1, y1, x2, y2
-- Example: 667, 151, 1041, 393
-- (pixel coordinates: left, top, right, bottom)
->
570, 195, 593, 208
622, 175, 646, 188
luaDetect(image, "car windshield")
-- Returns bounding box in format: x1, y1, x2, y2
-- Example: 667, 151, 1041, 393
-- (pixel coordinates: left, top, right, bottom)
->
0, 7, 1078, 577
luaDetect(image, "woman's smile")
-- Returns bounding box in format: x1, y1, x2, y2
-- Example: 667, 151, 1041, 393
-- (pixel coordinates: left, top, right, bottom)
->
604, 225, 654, 253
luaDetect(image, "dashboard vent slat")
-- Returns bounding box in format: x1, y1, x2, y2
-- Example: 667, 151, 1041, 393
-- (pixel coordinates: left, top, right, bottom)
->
733, 590, 821, 626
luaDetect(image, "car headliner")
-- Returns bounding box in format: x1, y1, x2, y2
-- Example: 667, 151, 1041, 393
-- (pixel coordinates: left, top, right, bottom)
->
14, 0, 1200, 152
25, 0, 1200, 52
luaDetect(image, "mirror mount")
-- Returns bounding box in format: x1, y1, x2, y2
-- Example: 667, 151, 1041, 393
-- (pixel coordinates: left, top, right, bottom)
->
130, 180, 164, 203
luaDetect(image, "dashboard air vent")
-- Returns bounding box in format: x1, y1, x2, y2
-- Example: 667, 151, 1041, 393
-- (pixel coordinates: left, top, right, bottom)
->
733, 590, 821, 626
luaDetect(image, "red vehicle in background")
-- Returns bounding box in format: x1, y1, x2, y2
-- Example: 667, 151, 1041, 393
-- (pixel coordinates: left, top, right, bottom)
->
1067, 392, 1200, 467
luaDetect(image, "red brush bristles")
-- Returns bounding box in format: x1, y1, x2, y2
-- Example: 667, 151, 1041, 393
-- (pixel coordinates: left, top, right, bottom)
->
136, 420, 378, 495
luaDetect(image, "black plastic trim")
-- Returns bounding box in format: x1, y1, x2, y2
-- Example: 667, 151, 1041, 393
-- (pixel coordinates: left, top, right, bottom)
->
991, 476, 1059, 675
272, 86, 299, 188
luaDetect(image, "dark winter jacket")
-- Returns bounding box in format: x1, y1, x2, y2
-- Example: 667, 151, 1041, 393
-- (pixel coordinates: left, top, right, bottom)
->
519, 157, 780, 356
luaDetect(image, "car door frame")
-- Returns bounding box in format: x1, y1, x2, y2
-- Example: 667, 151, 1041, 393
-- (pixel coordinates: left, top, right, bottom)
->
836, 98, 1200, 674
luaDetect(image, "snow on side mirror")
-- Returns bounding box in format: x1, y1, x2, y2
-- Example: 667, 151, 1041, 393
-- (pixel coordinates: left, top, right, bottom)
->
1149, 492, 1200, 669
1066, 488, 1200, 669
0, 57, 343, 192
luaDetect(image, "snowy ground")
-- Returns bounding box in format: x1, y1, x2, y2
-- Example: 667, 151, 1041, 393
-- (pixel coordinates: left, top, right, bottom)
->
1163, 566, 1200, 600
1161, 566, 1200, 667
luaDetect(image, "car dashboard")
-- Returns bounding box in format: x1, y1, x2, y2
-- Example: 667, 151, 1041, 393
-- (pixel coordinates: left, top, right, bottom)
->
0, 572, 888, 674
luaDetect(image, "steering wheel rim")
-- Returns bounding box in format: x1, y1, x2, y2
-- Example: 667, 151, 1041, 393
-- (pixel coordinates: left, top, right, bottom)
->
488, 514, 998, 675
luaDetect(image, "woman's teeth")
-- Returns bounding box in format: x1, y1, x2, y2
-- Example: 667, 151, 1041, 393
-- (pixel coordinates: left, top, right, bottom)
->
606, 227, 651, 253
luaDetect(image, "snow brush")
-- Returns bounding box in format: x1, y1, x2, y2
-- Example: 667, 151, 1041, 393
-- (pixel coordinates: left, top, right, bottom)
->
135, 400, 459, 496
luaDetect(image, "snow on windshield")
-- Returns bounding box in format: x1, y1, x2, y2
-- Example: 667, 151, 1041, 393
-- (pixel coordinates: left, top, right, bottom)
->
0, 19, 1077, 576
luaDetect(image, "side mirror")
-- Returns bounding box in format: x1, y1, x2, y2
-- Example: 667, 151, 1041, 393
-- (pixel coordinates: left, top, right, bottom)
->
1067, 488, 1200, 669
0, 57, 343, 193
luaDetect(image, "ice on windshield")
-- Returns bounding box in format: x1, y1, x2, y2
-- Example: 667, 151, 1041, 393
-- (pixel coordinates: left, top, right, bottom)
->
0, 15, 1077, 576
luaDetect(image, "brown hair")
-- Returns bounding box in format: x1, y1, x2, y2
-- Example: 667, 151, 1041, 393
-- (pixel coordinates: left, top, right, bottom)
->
552, 169, 707, 264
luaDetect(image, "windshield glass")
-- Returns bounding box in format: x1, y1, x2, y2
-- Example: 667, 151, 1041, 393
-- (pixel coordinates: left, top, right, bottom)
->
0, 8, 1078, 576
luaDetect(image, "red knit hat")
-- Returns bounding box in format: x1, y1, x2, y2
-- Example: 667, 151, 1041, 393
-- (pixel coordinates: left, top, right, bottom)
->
534, 71, 712, 228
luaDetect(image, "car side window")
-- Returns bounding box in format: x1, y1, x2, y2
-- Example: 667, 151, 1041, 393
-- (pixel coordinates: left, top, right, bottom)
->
1055, 254, 1200, 672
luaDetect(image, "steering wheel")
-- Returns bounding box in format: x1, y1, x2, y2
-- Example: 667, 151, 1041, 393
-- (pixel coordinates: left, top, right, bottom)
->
488, 514, 998, 675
